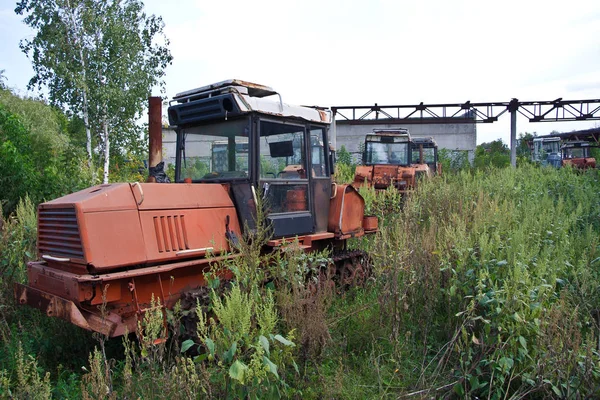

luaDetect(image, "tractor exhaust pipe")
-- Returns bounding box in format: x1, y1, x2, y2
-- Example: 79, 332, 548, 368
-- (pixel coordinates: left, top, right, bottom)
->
147, 96, 162, 182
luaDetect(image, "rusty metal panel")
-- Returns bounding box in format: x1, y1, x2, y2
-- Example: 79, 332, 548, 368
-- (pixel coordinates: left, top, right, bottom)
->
83, 209, 147, 271
14, 283, 117, 336
353, 166, 373, 188
34, 182, 241, 272
20, 254, 239, 337
372, 165, 401, 189
132, 183, 234, 210
27, 261, 84, 302
139, 207, 241, 263
328, 184, 365, 237
42, 184, 138, 213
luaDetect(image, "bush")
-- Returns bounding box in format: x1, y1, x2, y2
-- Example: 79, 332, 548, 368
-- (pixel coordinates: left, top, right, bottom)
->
367, 164, 600, 397
0, 89, 91, 216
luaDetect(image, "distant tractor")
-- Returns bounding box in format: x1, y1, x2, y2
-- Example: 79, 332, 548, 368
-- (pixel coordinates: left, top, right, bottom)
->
411, 137, 441, 176
353, 129, 438, 193
561, 141, 597, 169
532, 137, 562, 167
532, 136, 597, 169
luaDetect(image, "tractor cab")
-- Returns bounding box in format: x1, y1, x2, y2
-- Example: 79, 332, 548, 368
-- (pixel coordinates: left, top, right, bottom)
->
363, 129, 411, 166
354, 129, 426, 192
411, 137, 441, 175
532, 137, 562, 168
561, 141, 597, 169
168, 79, 334, 238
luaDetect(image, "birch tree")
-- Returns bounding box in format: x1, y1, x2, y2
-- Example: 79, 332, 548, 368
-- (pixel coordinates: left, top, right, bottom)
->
16, 0, 172, 183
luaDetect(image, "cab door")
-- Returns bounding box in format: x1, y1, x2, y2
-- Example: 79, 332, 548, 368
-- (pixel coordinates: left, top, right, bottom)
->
257, 119, 314, 237
309, 126, 331, 233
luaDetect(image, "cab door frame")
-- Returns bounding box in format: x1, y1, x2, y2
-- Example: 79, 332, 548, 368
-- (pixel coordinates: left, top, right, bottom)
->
254, 116, 315, 238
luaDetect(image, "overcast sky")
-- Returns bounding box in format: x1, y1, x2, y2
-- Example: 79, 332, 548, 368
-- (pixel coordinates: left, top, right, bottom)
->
1, 0, 599, 143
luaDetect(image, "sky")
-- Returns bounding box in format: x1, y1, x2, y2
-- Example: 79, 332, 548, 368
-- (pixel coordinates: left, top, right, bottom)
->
1, 0, 599, 144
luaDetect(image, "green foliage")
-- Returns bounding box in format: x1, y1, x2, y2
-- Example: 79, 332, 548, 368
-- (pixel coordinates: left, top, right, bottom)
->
108, 153, 146, 183
0, 196, 37, 284
260, 155, 286, 178
439, 148, 471, 172
334, 162, 356, 184
333, 145, 358, 183
337, 145, 352, 166
517, 132, 534, 158
0, 342, 55, 399
362, 164, 600, 398
188, 285, 296, 398
474, 139, 510, 169
81, 348, 115, 400
0, 89, 91, 215
12, 343, 52, 399
16, 0, 173, 183
358, 184, 402, 219
182, 157, 210, 180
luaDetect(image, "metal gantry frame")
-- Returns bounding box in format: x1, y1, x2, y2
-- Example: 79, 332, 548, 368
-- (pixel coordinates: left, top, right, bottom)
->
331, 98, 600, 166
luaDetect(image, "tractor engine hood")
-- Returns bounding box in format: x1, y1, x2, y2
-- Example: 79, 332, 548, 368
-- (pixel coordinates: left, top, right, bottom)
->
37, 183, 241, 273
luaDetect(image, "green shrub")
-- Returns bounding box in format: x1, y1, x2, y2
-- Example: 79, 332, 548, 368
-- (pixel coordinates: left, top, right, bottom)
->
0, 89, 91, 216
0, 343, 52, 400
366, 164, 600, 397
0, 196, 37, 285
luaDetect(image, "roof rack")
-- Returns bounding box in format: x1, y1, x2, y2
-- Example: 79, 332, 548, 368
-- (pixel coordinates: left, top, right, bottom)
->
173, 79, 277, 103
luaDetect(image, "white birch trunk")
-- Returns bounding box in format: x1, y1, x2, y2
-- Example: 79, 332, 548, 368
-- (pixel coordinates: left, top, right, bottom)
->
65, 0, 95, 180
102, 119, 110, 184
81, 75, 92, 170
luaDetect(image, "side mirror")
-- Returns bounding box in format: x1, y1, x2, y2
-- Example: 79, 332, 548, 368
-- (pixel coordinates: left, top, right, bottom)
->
329, 150, 336, 176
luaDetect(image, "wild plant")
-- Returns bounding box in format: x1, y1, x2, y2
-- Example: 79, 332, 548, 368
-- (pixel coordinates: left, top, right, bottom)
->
81, 348, 116, 400
271, 244, 333, 360
1, 342, 52, 400
0, 196, 37, 285
366, 164, 600, 397
184, 284, 297, 399
334, 162, 356, 184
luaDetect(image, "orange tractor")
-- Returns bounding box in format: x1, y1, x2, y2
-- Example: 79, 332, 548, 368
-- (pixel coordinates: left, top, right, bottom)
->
15, 80, 377, 338
560, 141, 597, 169
353, 129, 440, 193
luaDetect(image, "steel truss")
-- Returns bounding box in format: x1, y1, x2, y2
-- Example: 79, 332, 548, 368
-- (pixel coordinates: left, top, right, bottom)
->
331, 98, 600, 124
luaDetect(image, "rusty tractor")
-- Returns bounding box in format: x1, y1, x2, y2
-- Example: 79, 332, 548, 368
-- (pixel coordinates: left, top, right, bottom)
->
15, 80, 377, 338
560, 141, 597, 169
353, 129, 440, 193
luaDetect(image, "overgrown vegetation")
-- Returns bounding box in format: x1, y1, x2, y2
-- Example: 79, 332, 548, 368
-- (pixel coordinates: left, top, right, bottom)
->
1, 163, 600, 398
0, 88, 150, 217
356, 164, 600, 398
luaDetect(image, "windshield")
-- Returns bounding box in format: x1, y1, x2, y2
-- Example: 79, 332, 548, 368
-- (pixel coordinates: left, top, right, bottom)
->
563, 147, 589, 159
364, 138, 409, 165
177, 118, 250, 181
412, 146, 436, 164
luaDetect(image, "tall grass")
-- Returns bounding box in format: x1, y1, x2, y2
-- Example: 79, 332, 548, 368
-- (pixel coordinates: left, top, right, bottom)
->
350, 164, 600, 398
1, 165, 599, 398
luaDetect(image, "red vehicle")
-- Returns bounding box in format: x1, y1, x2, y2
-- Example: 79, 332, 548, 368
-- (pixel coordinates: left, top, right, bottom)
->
561, 141, 597, 169
353, 130, 439, 193
15, 80, 377, 337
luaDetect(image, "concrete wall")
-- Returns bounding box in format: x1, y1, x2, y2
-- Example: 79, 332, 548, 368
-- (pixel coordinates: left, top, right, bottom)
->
334, 121, 477, 163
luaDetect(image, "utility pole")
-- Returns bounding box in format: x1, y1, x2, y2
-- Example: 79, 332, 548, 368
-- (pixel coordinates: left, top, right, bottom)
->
508, 98, 519, 167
